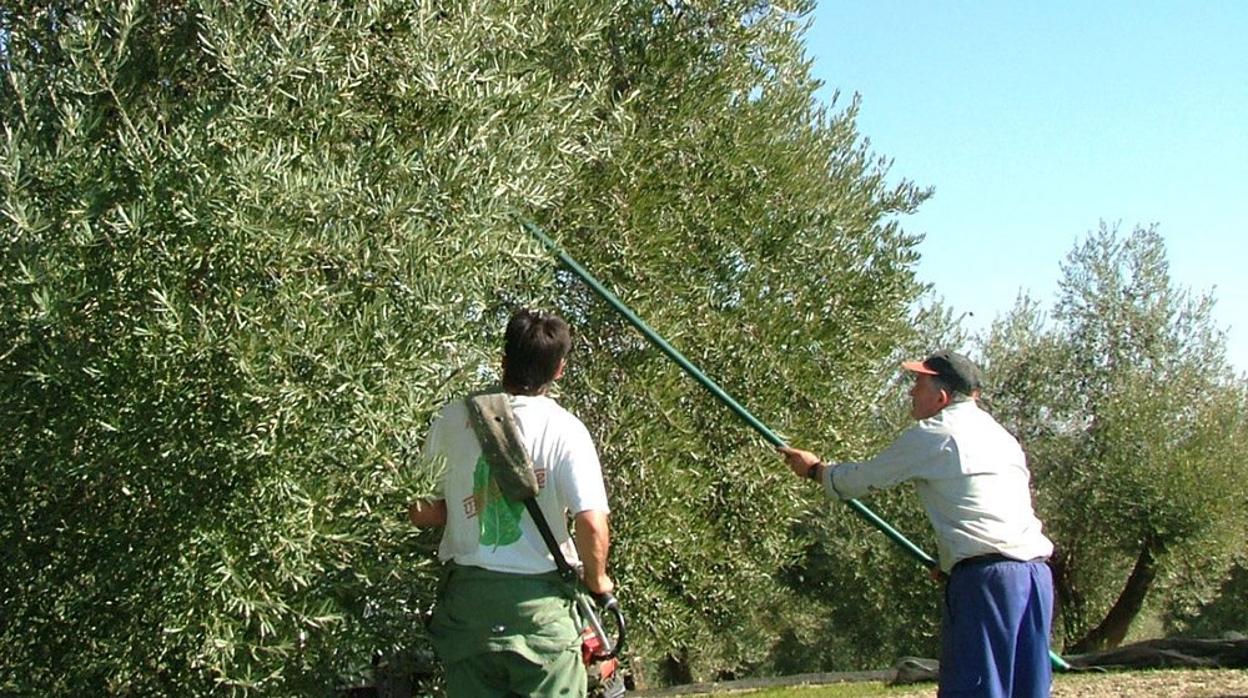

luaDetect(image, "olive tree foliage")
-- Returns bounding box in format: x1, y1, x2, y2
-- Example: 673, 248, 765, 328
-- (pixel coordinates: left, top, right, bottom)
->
762, 299, 976, 675
2, 1, 633, 693
980, 223, 1248, 653
1166, 557, 1248, 639
531, 3, 931, 680
2, 0, 931, 692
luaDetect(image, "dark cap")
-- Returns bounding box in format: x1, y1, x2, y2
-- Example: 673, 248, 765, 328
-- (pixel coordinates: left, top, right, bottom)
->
902, 350, 983, 396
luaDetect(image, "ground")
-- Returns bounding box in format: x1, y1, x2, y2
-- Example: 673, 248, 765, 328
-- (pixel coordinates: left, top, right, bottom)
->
638, 669, 1248, 697
1050, 669, 1248, 698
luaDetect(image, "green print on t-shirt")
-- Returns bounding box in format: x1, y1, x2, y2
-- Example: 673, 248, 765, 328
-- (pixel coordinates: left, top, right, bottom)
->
473, 454, 524, 547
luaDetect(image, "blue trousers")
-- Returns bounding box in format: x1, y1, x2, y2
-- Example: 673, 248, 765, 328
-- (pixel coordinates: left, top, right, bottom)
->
939, 558, 1054, 698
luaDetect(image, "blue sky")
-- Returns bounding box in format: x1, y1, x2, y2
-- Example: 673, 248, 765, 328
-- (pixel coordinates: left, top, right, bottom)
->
806, 2, 1248, 371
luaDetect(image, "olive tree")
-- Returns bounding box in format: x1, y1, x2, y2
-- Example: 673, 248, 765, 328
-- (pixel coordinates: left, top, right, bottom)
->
980, 223, 1248, 653
2, 0, 932, 691
2, 1, 638, 693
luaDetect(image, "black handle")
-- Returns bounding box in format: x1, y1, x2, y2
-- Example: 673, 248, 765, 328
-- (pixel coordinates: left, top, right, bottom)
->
586, 592, 626, 660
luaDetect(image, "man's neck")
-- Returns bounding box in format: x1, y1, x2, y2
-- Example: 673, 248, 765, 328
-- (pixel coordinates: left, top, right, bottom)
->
944, 396, 976, 411
503, 385, 548, 397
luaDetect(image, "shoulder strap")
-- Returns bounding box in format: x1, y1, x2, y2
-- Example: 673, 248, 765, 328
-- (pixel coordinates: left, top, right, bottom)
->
464, 392, 576, 581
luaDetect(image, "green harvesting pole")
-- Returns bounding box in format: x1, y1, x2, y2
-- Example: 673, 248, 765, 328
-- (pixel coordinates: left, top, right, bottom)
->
519, 218, 1071, 671
520, 218, 935, 566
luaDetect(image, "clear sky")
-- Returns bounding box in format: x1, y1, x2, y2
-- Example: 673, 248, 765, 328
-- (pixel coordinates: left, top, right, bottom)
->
806, 1, 1248, 372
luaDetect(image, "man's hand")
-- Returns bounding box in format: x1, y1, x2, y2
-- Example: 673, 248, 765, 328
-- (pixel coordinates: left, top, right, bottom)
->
584, 572, 616, 597
777, 446, 822, 478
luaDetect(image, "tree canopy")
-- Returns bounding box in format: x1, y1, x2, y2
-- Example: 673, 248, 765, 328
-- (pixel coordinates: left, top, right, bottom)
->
980, 223, 1248, 653
2, 0, 931, 692
10, 2, 1240, 693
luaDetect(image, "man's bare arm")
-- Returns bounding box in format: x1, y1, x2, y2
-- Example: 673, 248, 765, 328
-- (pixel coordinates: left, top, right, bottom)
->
573, 509, 614, 595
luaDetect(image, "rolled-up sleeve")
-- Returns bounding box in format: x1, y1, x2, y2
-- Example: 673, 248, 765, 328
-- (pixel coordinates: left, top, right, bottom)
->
824, 426, 946, 500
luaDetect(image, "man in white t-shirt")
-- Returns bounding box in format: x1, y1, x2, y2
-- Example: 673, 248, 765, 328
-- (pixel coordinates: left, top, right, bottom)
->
409, 309, 612, 697
780, 350, 1054, 698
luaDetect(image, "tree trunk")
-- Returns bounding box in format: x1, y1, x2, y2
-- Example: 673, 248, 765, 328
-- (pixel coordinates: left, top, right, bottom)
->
1070, 541, 1159, 654
1049, 547, 1075, 642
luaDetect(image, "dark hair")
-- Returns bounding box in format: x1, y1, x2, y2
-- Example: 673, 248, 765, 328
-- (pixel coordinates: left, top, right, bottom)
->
930, 374, 973, 399
502, 309, 572, 395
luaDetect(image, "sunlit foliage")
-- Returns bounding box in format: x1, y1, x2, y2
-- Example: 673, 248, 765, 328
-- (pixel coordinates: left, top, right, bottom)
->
1, 0, 930, 692
981, 224, 1248, 653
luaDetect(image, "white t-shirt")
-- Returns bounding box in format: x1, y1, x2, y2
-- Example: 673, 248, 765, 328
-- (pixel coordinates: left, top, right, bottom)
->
424, 393, 609, 575
822, 399, 1053, 573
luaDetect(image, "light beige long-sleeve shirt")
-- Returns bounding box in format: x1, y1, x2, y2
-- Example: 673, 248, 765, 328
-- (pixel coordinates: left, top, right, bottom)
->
821, 400, 1053, 573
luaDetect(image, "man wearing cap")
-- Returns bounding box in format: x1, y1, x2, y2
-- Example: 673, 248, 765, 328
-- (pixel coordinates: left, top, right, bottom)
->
779, 350, 1054, 698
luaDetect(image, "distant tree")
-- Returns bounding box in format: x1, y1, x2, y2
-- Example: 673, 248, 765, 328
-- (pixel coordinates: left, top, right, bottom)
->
1, 0, 931, 692
1165, 558, 1248, 639
981, 223, 1248, 653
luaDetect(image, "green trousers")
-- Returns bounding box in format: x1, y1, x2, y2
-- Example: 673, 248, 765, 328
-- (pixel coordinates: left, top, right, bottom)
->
429, 563, 585, 697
